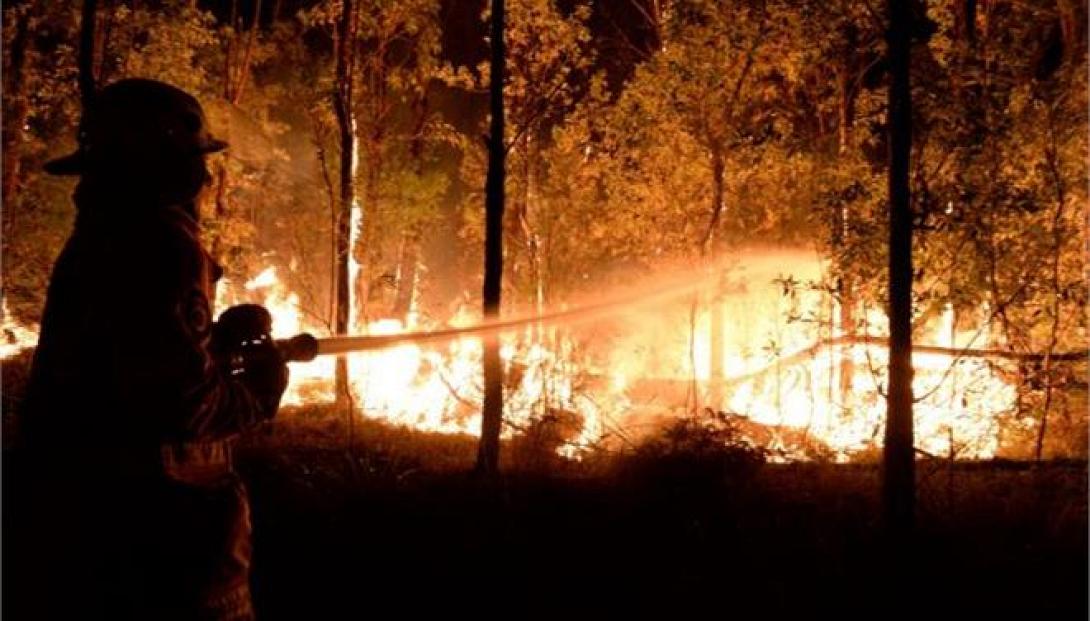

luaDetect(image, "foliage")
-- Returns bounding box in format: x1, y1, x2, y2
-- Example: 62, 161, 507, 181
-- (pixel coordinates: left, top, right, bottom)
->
1, 0, 1086, 453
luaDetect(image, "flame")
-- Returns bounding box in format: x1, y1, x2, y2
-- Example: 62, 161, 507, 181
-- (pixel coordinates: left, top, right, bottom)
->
212, 253, 1018, 461
0, 299, 39, 358
2, 250, 1023, 462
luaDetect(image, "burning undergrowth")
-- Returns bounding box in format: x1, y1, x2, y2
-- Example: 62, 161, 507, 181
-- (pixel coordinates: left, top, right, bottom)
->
206, 248, 1036, 463
1, 248, 1074, 462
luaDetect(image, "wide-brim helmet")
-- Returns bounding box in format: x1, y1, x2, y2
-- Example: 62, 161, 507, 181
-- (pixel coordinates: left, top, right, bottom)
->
44, 78, 227, 176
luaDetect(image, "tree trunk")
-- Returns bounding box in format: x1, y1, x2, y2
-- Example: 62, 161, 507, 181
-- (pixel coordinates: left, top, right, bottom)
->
1034, 103, 1072, 462
333, 0, 357, 405
477, 0, 506, 477
883, 0, 916, 541
392, 233, 419, 323
79, 0, 99, 109
835, 23, 858, 415
1056, 0, 1086, 63
706, 147, 726, 410
2, 7, 30, 207
231, 0, 262, 105
953, 0, 977, 45
211, 161, 230, 261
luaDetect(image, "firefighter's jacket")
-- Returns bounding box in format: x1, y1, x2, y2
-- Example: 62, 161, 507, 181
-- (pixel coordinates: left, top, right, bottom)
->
17, 196, 269, 620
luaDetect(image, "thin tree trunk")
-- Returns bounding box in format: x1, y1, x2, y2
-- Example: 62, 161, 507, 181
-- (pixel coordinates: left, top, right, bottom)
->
309, 112, 339, 328
224, 0, 238, 100
1034, 103, 1071, 462
1056, 0, 1085, 63
211, 162, 230, 261
2, 7, 31, 205
392, 92, 430, 325
706, 146, 726, 410
836, 25, 858, 414
953, 0, 977, 46
79, 0, 99, 109
333, 0, 357, 405
393, 234, 419, 323
883, 0, 916, 541
231, 0, 262, 105
94, 1, 114, 85
477, 0, 506, 477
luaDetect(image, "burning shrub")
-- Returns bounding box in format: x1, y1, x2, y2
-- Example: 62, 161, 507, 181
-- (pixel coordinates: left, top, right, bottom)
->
508, 407, 585, 471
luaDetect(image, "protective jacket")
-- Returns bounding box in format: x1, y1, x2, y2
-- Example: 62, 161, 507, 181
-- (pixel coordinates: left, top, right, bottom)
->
16, 191, 276, 620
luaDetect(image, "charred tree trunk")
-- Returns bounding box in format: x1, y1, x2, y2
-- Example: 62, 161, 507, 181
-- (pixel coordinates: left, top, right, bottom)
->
884, 0, 916, 541
333, 0, 357, 405
477, 0, 506, 477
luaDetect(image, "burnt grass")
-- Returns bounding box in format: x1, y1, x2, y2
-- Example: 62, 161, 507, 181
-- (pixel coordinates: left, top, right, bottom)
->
235, 409, 1088, 619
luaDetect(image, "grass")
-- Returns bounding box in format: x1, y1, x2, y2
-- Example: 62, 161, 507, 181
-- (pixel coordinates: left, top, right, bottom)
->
236, 407, 1087, 619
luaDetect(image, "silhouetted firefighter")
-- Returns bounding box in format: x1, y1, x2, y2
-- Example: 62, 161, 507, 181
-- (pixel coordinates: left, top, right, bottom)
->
10, 79, 289, 620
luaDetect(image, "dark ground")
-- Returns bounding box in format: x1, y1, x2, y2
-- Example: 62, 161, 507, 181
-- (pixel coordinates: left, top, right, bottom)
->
2, 343, 1086, 618
235, 414, 1088, 619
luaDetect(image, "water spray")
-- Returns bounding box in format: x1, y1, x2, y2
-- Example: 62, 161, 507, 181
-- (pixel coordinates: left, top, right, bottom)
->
275, 269, 721, 362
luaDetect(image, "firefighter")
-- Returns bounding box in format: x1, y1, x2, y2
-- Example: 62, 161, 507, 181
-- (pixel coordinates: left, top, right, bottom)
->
11, 78, 288, 620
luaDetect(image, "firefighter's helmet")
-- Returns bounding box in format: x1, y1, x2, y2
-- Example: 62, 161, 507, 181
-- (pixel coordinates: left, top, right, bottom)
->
45, 78, 227, 176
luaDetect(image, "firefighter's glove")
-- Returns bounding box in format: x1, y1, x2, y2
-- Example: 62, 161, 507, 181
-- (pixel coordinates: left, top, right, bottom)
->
210, 304, 290, 419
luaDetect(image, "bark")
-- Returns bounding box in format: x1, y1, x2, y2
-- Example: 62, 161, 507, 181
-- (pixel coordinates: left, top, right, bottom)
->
333, 0, 357, 405
884, 0, 916, 541
477, 0, 506, 477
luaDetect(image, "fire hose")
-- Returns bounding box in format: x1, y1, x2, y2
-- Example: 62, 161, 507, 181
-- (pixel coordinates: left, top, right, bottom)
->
264, 273, 721, 363
245, 273, 1085, 365
273, 293, 669, 363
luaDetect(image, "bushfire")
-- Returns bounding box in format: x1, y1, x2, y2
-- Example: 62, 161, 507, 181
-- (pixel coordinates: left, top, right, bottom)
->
201, 249, 1014, 462
1, 250, 1018, 462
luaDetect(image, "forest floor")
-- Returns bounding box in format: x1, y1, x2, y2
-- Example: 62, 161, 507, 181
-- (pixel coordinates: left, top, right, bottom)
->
2, 346, 1086, 619
236, 409, 1088, 619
